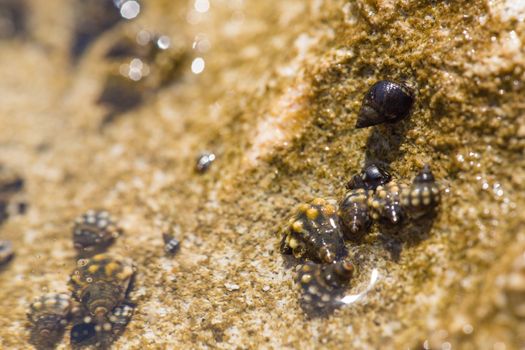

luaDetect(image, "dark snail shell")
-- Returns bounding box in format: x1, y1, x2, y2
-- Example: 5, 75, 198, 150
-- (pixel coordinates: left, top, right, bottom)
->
162, 232, 180, 255
297, 259, 354, 315
28, 293, 72, 345
280, 198, 346, 264
0, 240, 14, 267
338, 188, 371, 239
0, 165, 26, 226
0, 165, 24, 194
195, 152, 216, 173
401, 165, 441, 218
69, 303, 135, 346
369, 181, 407, 225
69, 254, 135, 321
73, 210, 122, 257
346, 163, 392, 191
93, 303, 134, 334
355, 80, 414, 128
107, 304, 135, 336
70, 318, 98, 346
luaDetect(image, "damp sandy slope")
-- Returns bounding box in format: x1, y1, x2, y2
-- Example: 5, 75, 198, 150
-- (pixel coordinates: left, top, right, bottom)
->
0, 0, 524, 349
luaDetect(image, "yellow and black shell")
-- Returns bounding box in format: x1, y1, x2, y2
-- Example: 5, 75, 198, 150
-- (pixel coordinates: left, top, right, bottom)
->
69, 254, 135, 321
401, 165, 441, 218
27, 293, 72, 345
73, 210, 122, 256
296, 260, 354, 315
339, 188, 371, 240
369, 181, 407, 225
280, 198, 346, 264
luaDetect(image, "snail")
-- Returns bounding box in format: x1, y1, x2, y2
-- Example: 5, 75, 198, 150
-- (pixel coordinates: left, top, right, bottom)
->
162, 232, 180, 255
0, 240, 14, 267
195, 152, 216, 173
69, 254, 135, 323
339, 187, 371, 240
280, 198, 346, 264
369, 181, 407, 225
72, 210, 122, 257
355, 80, 414, 128
401, 165, 441, 218
346, 163, 392, 191
297, 260, 354, 315
28, 293, 72, 346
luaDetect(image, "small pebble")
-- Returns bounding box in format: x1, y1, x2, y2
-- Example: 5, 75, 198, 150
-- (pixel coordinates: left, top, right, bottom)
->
225, 283, 240, 291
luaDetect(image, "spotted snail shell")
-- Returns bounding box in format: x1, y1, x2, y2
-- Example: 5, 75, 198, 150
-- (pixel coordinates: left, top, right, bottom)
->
69, 254, 135, 321
369, 181, 407, 225
338, 188, 371, 239
401, 165, 441, 218
28, 293, 72, 345
73, 210, 123, 257
280, 198, 346, 264
296, 259, 354, 315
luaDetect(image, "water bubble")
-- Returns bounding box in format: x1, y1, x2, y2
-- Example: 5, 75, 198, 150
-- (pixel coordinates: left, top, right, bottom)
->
462, 324, 473, 334
194, 0, 210, 13
191, 57, 205, 74
136, 30, 152, 45
120, 1, 141, 19
157, 35, 171, 50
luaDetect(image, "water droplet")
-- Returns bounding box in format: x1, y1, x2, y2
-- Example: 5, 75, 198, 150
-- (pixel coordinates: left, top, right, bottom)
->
194, 0, 210, 13
120, 1, 141, 19
191, 57, 205, 74
157, 35, 171, 50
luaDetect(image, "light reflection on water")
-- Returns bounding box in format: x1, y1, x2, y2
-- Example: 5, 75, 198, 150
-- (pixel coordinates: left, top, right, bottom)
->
194, 0, 210, 13
114, 0, 141, 20
192, 34, 211, 53
191, 57, 206, 74
339, 268, 380, 305
157, 35, 171, 50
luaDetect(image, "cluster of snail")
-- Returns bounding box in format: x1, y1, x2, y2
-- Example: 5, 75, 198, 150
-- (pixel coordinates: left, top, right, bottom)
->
27, 210, 136, 348
280, 165, 440, 315
279, 80, 441, 316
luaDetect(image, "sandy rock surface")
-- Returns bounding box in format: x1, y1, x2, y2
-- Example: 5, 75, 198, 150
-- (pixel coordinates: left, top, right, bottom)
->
0, 0, 524, 349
